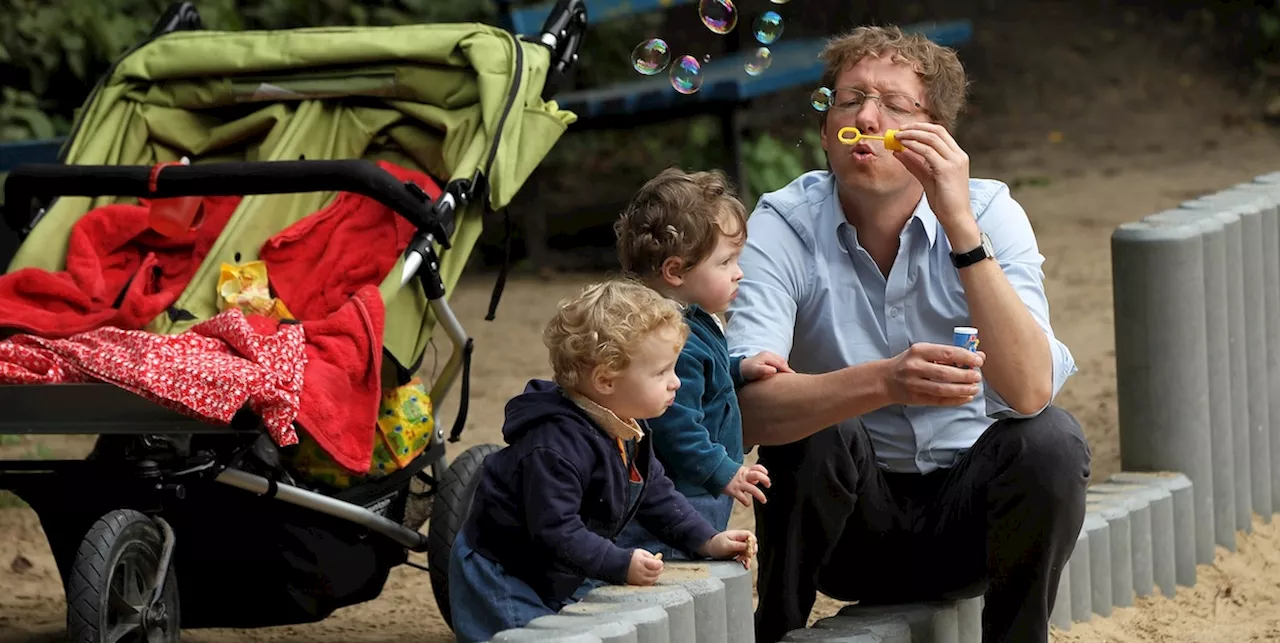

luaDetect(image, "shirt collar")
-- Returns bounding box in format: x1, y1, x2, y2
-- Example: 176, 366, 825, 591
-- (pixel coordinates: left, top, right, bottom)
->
564, 389, 645, 442
830, 178, 939, 249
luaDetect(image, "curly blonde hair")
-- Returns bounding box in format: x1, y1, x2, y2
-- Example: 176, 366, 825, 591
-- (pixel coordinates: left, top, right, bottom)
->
614, 167, 747, 279
543, 279, 688, 389
818, 24, 968, 131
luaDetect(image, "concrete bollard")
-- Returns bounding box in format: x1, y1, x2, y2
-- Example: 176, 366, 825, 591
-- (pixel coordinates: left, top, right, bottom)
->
1050, 561, 1071, 631
1231, 181, 1280, 510
582, 585, 697, 643
1142, 209, 1236, 550
836, 602, 960, 643
1107, 472, 1197, 587
656, 562, 751, 643
1185, 195, 1273, 522
1185, 208, 1252, 532
536, 604, 669, 643
652, 565, 727, 643
490, 629, 605, 642
782, 628, 887, 642
1086, 500, 1133, 609
1093, 481, 1177, 598
1069, 520, 1093, 622
556, 603, 670, 643
812, 614, 912, 643
955, 597, 981, 643
1111, 218, 1216, 564
1088, 485, 1154, 598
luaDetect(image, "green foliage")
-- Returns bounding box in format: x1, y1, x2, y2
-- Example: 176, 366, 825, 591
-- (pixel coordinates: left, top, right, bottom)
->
741, 129, 825, 205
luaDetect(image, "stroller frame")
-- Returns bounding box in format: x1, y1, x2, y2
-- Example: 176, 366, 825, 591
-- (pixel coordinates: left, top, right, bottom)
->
0, 1, 587, 640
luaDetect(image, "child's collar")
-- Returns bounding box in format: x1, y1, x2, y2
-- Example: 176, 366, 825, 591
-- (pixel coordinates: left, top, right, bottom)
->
563, 389, 645, 442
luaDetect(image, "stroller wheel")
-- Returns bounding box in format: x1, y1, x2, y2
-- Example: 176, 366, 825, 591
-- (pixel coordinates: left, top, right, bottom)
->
427, 443, 502, 629
66, 509, 180, 643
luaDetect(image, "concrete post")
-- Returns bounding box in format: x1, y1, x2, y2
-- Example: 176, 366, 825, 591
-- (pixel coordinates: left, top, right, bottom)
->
1142, 209, 1235, 550
1111, 218, 1215, 563
556, 603, 670, 643
490, 629, 605, 642
1068, 522, 1093, 622
835, 603, 960, 643
1087, 485, 1154, 598
657, 562, 751, 643
582, 585, 697, 643
1108, 472, 1197, 587
812, 613, 912, 643
1086, 500, 1133, 609
781, 629, 888, 643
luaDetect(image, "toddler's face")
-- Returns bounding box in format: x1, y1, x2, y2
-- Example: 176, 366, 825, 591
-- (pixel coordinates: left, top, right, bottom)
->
675, 229, 744, 315
597, 325, 683, 420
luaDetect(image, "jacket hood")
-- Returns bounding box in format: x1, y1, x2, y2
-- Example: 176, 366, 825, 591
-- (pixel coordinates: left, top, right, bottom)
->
501, 379, 585, 443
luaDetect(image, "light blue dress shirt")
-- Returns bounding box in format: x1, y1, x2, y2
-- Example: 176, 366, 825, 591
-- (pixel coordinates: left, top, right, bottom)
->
725, 170, 1077, 474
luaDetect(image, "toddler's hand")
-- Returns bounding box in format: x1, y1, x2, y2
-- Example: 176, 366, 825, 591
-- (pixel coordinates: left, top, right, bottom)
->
626, 549, 664, 586
698, 530, 758, 569
740, 351, 794, 382
722, 463, 771, 507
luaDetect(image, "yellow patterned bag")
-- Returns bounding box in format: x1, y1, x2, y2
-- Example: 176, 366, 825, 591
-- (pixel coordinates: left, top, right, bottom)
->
286, 378, 435, 490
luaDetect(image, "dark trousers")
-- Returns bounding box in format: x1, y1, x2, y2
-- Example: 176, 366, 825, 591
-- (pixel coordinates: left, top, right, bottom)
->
752, 405, 1091, 643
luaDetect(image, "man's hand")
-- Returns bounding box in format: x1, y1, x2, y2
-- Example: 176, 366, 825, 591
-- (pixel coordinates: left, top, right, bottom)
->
722, 463, 771, 507
891, 123, 974, 229
740, 351, 795, 382
884, 343, 985, 407
626, 549, 664, 585
697, 530, 758, 569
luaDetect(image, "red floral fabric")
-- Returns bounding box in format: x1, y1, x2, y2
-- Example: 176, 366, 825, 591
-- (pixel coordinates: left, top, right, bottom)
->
0, 300, 308, 447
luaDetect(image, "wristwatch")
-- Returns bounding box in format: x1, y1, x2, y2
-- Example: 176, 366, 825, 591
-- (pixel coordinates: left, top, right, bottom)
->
951, 232, 994, 269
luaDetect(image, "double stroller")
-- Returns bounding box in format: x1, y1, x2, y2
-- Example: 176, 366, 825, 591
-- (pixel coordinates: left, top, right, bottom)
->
0, 1, 586, 640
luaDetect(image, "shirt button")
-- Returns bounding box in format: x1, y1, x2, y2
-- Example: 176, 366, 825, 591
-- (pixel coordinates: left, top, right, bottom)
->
889, 307, 899, 318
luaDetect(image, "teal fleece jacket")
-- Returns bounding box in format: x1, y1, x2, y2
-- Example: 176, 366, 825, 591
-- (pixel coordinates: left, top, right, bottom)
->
647, 303, 747, 499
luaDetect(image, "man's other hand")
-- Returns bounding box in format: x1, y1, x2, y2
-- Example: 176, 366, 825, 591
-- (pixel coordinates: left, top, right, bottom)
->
884, 343, 985, 407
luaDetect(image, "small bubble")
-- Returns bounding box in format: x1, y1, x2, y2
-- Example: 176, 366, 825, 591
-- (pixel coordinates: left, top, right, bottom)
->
753, 11, 783, 45
770, 0, 790, 3
744, 47, 772, 76
699, 0, 738, 35
703, 54, 712, 63
631, 38, 671, 76
670, 55, 705, 94
811, 86, 833, 112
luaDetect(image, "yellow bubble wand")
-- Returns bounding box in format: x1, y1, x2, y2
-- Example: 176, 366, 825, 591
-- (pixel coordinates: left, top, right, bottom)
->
837, 127, 905, 152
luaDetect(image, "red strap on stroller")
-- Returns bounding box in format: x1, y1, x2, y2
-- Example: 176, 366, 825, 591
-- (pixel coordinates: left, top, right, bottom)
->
147, 160, 188, 194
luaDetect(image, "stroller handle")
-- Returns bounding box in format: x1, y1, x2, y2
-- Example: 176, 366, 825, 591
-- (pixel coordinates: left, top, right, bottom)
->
2, 159, 454, 247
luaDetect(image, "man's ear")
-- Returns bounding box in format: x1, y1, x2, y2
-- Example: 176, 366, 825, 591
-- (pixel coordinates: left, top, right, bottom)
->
659, 256, 685, 288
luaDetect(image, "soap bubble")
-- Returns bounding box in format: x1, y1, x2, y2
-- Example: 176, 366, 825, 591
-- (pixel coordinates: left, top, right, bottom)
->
631, 38, 671, 75
670, 55, 704, 94
770, 0, 790, 3
699, 0, 738, 35
811, 86, 833, 112
753, 11, 783, 45
745, 47, 772, 76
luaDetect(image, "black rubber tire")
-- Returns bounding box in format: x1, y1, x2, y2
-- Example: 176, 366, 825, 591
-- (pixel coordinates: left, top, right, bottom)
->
426, 443, 502, 630
65, 509, 180, 643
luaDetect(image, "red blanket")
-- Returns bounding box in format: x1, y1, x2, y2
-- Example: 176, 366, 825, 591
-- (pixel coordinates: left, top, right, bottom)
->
0, 160, 441, 473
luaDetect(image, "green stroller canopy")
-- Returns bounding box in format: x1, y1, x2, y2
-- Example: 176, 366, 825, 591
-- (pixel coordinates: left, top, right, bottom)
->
7, 21, 578, 370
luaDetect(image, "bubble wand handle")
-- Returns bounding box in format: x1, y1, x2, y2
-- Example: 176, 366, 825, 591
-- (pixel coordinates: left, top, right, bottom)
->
836, 127, 905, 151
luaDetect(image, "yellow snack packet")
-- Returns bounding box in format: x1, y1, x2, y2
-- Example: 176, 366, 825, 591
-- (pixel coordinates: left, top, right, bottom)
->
217, 260, 294, 321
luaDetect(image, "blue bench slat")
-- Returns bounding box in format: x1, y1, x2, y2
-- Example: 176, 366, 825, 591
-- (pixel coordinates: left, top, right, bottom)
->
0, 137, 66, 174
554, 20, 973, 121
507, 0, 696, 36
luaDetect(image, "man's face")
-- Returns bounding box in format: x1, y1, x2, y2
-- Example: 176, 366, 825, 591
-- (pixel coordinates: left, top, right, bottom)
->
820, 55, 931, 197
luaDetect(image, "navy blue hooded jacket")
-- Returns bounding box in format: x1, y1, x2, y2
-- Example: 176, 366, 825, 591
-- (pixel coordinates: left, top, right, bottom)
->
460, 379, 720, 604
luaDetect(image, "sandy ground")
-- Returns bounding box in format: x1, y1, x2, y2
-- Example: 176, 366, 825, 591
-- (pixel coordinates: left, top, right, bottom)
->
6, 0, 1280, 641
